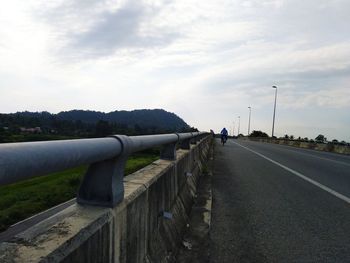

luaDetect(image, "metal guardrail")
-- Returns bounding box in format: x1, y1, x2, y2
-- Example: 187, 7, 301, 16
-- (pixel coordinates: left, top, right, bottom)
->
0, 132, 208, 207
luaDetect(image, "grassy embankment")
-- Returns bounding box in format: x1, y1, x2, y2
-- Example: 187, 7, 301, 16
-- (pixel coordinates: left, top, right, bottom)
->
0, 134, 81, 143
0, 152, 158, 232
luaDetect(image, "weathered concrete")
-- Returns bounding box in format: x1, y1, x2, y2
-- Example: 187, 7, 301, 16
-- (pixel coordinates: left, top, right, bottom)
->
243, 137, 350, 155
176, 139, 214, 263
0, 135, 212, 263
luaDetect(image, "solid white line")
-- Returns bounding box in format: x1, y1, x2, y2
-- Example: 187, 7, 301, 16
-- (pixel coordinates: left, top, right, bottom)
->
233, 141, 350, 205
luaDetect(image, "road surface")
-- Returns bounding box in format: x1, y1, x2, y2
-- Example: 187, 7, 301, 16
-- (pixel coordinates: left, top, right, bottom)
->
210, 139, 350, 262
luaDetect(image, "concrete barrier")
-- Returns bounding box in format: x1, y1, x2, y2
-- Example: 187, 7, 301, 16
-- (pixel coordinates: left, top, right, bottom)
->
242, 137, 350, 155
0, 136, 212, 263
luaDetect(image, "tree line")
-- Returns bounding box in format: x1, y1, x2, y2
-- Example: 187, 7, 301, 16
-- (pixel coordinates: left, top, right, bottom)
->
0, 110, 197, 143
247, 130, 348, 145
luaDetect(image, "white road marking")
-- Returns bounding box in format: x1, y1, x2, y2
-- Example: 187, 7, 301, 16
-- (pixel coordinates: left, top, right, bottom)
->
233, 141, 350, 205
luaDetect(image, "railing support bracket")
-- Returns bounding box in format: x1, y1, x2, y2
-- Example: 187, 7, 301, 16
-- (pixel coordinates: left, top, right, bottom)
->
180, 138, 191, 150
160, 142, 177, 160
77, 135, 132, 207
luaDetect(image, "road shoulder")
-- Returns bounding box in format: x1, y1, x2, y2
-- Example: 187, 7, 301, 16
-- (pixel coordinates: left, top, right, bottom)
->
176, 141, 214, 263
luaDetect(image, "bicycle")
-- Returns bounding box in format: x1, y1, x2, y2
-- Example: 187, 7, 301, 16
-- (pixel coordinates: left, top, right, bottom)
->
221, 135, 227, 146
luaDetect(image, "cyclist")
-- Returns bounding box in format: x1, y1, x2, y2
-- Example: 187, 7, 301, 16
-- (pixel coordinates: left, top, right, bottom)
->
220, 127, 228, 145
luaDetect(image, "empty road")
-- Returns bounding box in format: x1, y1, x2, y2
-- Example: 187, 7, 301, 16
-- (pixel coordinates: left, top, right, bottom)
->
210, 139, 350, 263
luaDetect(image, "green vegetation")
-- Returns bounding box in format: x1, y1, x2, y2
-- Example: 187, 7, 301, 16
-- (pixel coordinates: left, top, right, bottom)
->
315, 134, 326, 143
0, 109, 196, 232
0, 108, 195, 232
248, 130, 269, 138
0, 109, 196, 143
0, 133, 79, 143
0, 153, 158, 232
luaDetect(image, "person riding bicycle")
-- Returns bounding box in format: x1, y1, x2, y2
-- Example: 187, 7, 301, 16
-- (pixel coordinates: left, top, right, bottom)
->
220, 127, 228, 144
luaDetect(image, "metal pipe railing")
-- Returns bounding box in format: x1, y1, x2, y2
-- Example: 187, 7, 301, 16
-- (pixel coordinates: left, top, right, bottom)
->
129, 133, 179, 152
0, 138, 122, 186
0, 132, 209, 207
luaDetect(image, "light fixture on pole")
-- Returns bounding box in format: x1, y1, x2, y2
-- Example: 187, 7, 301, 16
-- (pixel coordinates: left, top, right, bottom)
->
237, 116, 240, 136
248, 106, 251, 136
272, 85, 278, 137
232, 121, 235, 136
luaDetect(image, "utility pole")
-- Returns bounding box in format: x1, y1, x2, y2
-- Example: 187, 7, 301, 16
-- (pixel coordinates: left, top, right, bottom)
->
248, 106, 251, 136
238, 116, 240, 136
272, 86, 278, 137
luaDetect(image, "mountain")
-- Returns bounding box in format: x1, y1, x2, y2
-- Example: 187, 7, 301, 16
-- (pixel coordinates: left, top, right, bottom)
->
56, 109, 189, 131
0, 109, 191, 134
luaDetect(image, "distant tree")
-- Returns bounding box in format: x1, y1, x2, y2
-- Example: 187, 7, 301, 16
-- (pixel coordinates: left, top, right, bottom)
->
303, 137, 309, 142
315, 134, 326, 143
180, 126, 190, 133
332, 139, 339, 144
290, 135, 294, 140
189, 127, 199, 132
249, 130, 269, 138
95, 120, 113, 137
9, 125, 21, 134
297, 136, 301, 141
284, 134, 289, 140
134, 124, 143, 134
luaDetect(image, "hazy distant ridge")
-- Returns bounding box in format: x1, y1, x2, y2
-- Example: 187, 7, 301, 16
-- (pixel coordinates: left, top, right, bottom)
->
2, 109, 190, 131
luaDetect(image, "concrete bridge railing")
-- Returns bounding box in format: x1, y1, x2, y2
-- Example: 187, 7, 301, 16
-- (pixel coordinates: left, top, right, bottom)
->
0, 132, 213, 262
0, 132, 207, 207
242, 137, 350, 155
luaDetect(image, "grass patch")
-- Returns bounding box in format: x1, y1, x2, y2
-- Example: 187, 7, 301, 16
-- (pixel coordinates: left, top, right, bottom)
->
0, 153, 158, 232
0, 134, 81, 143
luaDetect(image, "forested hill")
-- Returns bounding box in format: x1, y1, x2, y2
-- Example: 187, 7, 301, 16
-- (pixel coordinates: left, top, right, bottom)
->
56, 109, 189, 130
0, 109, 193, 142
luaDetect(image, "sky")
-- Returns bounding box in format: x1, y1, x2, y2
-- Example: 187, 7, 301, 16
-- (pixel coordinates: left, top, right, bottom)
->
0, 0, 349, 141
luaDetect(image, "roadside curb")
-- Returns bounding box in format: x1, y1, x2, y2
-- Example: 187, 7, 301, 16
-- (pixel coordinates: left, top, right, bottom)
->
176, 139, 214, 263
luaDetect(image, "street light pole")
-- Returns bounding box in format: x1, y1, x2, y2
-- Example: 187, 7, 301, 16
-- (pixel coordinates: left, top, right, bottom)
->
232, 121, 235, 136
238, 116, 240, 135
272, 85, 278, 137
248, 106, 251, 136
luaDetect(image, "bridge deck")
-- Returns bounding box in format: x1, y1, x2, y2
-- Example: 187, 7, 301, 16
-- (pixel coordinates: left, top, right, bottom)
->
210, 139, 350, 262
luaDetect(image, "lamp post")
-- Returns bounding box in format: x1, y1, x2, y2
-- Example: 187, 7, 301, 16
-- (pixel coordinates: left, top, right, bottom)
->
232, 121, 235, 136
248, 106, 251, 136
272, 86, 278, 137
237, 116, 240, 136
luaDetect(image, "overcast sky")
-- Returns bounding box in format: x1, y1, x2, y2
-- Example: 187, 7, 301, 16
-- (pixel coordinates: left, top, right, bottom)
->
0, 0, 349, 141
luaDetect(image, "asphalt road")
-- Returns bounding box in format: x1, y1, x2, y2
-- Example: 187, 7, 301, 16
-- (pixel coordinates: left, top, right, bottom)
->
210, 139, 350, 263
